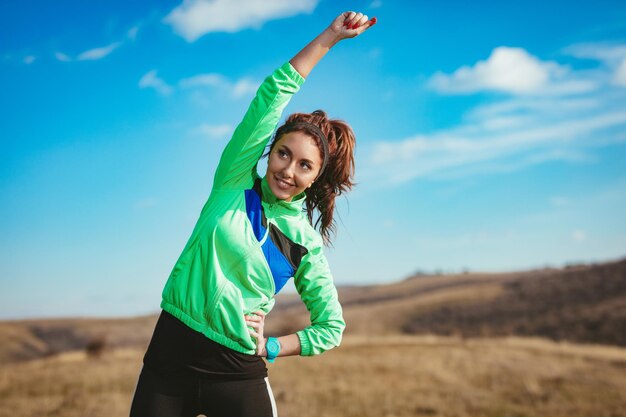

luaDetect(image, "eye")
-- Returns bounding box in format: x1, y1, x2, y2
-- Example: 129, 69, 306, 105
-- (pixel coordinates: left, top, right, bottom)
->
278, 149, 288, 158
301, 162, 312, 171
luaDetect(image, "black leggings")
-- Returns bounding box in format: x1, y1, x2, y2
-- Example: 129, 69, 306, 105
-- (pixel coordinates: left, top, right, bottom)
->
129, 365, 278, 417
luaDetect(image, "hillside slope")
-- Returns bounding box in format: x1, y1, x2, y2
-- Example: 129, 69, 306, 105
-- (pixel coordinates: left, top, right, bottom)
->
1, 257, 624, 365
268, 257, 626, 346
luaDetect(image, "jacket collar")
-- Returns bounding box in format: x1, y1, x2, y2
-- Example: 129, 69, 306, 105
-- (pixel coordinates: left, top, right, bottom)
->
260, 175, 306, 215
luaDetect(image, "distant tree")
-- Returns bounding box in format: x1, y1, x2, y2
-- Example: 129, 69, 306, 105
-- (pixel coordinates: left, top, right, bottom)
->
85, 334, 108, 358
565, 260, 587, 269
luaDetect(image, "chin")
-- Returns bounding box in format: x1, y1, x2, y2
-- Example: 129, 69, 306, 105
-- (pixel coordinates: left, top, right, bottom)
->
273, 189, 291, 201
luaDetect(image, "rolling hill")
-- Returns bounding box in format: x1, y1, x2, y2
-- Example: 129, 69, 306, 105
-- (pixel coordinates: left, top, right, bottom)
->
1, 256, 624, 365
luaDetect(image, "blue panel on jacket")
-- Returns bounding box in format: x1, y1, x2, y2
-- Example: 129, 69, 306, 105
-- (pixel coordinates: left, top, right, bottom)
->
245, 188, 266, 241
244, 188, 294, 294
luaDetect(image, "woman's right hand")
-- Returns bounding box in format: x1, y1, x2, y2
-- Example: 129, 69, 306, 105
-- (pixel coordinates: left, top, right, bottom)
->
289, 11, 377, 78
328, 11, 377, 41
245, 311, 267, 357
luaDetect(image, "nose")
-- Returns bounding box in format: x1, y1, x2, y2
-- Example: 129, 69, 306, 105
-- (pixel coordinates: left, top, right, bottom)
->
281, 161, 296, 178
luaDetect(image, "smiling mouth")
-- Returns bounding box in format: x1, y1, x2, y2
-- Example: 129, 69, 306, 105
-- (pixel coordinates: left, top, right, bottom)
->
275, 175, 294, 187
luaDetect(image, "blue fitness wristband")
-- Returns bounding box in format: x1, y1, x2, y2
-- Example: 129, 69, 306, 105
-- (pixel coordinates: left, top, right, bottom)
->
265, 337, 281, 363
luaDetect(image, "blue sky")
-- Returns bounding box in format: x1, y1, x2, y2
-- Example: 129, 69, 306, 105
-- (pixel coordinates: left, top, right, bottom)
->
2, 0, 626, 319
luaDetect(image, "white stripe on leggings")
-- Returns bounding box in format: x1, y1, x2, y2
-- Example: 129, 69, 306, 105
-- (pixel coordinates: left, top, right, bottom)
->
264, 376, 278, 417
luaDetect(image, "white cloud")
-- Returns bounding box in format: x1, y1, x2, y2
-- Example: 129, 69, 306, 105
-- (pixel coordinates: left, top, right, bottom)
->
231, 78, 259, 98
55, 52, 71, 62
613, 58, 626, 87
476, 114, 537, 131
562, 42, 626, 65
366, 108, 626, 184
162, 0, 318, 42
139, 69, 260, 99
193, 123, 233, 139
428, 47, 559, 94
77, 41, 122, 61
54, 23, 137, 63
139, 70, 174, 96
467, 97, 602, 119
23, 55, 36, 64
179, 73, 227, 88
127, 25, 139, 41
427, 46, 598, 96
361, 42, 626, 186
372, 110, 626, 164
179, 72, 260, 98
562, 42, 626, 89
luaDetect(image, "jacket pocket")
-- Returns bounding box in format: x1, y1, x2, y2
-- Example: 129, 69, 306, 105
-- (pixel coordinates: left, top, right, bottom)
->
207, 280, 257, 352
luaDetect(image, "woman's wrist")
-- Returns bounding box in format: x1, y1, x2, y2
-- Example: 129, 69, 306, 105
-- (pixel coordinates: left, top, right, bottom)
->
320, 27, 343, 48
289, 11, 375, 79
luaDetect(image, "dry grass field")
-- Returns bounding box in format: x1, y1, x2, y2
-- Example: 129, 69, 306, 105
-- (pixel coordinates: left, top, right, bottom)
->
1, 258, 625, 416
1, 334, 626, 417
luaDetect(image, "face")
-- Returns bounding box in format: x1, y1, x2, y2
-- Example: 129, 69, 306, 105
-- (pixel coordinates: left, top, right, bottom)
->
266, 131, 323, 202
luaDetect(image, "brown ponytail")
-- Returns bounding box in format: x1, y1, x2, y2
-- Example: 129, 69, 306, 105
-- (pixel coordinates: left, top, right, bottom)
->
263, 110, 356, 246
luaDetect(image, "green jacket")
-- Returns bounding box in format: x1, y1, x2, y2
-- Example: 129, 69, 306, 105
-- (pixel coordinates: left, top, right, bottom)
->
160, 61, 346, 357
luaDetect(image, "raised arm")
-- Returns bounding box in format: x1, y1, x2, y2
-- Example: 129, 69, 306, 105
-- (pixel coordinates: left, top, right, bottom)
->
211, 62, 304, 191
211, 11, 376, 192
290, 11, 377, 78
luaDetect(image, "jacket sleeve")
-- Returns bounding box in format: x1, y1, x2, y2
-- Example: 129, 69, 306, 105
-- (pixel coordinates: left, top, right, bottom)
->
294, 242, 346, 356
212, 61, 305, 191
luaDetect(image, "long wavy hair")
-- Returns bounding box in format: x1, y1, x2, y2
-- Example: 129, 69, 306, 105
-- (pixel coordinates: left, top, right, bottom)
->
262, 110, 356, 247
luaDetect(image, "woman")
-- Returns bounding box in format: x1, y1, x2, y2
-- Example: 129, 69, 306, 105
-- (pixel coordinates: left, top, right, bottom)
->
130, 11, 376, 417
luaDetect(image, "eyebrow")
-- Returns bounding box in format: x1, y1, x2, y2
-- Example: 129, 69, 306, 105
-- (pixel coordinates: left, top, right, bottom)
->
279, 144, 316, 166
